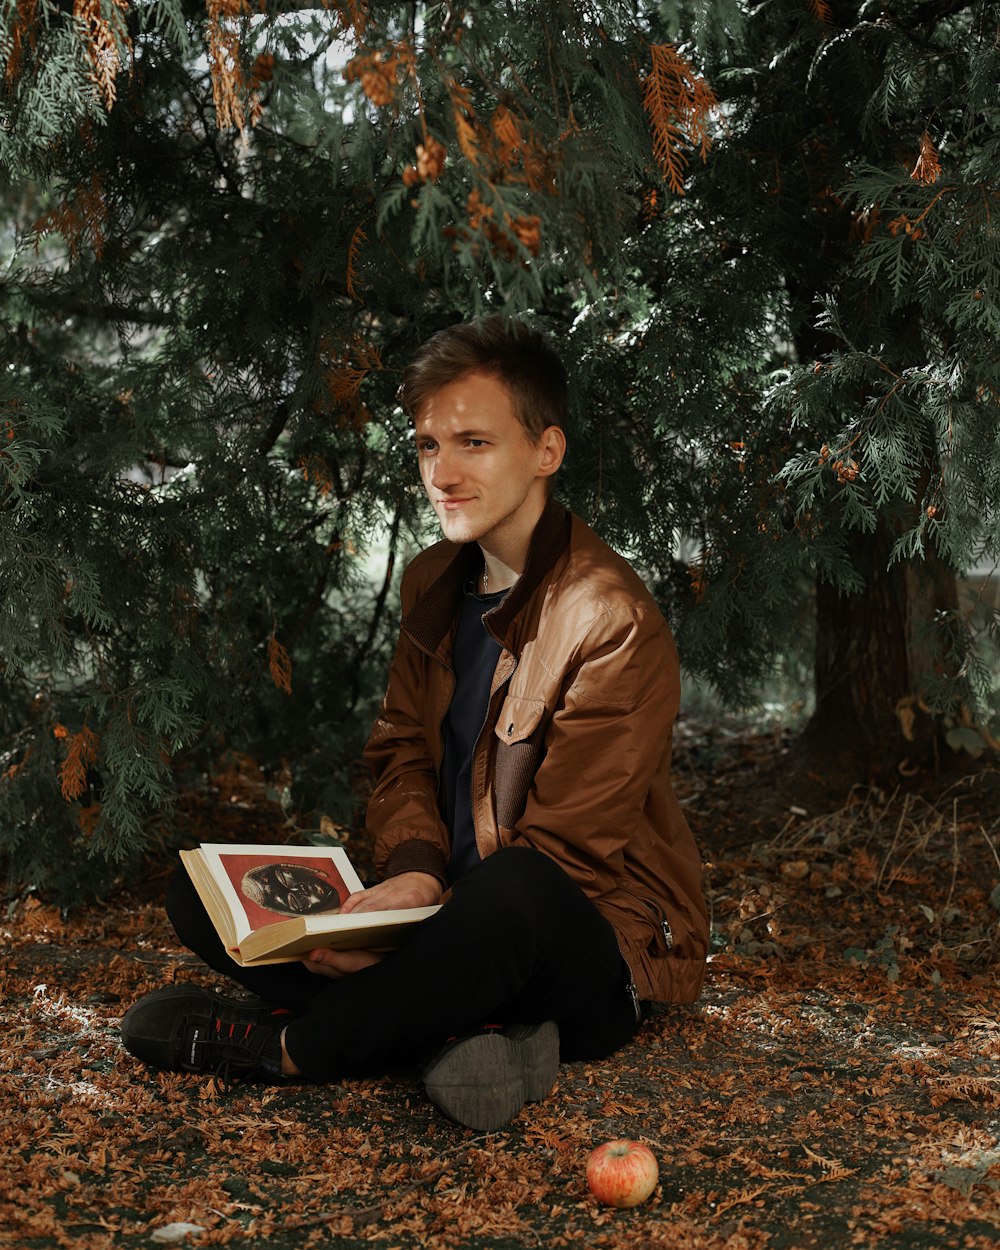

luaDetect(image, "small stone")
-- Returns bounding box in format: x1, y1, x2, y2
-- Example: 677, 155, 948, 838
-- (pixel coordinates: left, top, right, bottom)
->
150, 1223, 206, 1244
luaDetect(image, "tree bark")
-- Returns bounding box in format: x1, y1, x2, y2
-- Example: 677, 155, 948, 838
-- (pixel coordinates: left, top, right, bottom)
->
799, 515, 960, 787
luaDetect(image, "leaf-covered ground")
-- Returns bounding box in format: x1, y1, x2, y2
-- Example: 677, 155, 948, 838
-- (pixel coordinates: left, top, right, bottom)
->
3, 728, 999, 1250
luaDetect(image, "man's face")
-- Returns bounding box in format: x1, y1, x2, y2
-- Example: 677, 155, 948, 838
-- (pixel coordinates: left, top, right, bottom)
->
414, 370, 562, 552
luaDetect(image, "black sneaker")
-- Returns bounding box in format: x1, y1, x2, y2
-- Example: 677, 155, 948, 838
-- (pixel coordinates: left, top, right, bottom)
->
422, 1020, 559, 1131
121, 985, 288, 1089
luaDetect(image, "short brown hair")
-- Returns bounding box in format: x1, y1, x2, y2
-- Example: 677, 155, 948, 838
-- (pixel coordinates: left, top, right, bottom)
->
402, 315, 568, 441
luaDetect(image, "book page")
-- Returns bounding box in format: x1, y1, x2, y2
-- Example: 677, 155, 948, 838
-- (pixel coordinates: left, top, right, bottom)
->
198, 844, 364, 943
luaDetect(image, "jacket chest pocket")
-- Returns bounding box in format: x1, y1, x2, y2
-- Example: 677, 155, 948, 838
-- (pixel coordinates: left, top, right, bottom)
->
493, 695, 547, 831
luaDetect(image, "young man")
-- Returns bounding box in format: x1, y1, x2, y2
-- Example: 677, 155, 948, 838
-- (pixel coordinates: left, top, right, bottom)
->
122, 317, 709, 1130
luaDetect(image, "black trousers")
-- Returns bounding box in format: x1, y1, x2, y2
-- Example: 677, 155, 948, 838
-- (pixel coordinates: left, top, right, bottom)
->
166, 845, 641, 1082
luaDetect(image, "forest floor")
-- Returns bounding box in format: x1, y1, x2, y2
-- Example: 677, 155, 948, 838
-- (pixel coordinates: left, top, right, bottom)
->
2, 718, 999, 1250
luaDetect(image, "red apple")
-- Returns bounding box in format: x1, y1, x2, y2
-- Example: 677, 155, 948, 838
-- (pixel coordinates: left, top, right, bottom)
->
586, 1139, 659, 1208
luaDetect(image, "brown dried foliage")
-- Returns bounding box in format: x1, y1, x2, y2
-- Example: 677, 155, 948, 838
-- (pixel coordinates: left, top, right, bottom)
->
268, 633, 293, 695
323, 335, 382, 406
445, 85, 556, 196
3, 746, 999, 1249
325, 0, 369, 39
344, 40, 415, 108
250, 51, 275, 84
74, 0, 132, 110
4, 0, 39, 85
450, 81, 486, 171
450, 189, 542, 261
345, 222, 367, 301
432, 88, 551, 261
849, 205, 882, 245
911, 130, 943, 186
77, 800, 103, 839
831, 455, 860, 484
32, 174, 109, 260
402, 135, 447, 187
205, 0, 267, 135
58, 725, 99, 802
298, 455, 335, 498
643, 43, 719, 196
6, 0, 130, 106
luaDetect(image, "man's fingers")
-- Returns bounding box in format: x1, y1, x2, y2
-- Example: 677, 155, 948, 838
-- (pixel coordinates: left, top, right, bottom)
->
338, 890, 367, 915
340, 873, 443, 915
301, 947, 383, 978
344, 891, 388, 914
301, 956, 343, 979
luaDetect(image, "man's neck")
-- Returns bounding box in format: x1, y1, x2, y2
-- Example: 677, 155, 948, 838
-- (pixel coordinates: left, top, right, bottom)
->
479, 495, 549, 593
480, 551, 519, 595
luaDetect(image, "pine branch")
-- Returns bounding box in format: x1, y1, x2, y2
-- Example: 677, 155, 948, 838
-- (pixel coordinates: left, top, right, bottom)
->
643, 43, 718, 195
256, 401, 290, 458
0, 281, 174, 326
285, 535, 342, 648
350, 501, 400, 710
911, 0, 978, 25
180, 79, 242, 190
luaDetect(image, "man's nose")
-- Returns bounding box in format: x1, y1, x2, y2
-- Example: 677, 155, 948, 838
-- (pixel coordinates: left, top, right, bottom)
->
430, 447, 462, 489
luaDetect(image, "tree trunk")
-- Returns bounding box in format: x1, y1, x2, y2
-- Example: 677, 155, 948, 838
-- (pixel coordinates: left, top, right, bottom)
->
784, 282, 962, 792
798, 518, 960, 788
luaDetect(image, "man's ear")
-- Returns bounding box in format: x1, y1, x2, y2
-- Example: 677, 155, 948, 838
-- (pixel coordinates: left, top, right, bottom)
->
536, 425, 566, 478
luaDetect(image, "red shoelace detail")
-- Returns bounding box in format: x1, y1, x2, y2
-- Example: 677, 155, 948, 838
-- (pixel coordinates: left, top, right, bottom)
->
213, 1019, 255, 1042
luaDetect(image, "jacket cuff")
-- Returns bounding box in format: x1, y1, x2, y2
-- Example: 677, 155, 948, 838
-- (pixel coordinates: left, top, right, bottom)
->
383, 839, 449, 886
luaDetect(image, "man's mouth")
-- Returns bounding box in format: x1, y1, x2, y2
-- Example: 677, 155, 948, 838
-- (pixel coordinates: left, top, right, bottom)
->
439, 498, 473, 510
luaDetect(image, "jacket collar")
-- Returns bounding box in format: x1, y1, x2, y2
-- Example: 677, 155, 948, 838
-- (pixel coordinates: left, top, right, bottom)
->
401, 496, 573, 658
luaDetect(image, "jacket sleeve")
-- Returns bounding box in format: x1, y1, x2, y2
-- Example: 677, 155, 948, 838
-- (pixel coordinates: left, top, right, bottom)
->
505, 604, 680, 895
363, 573, 451, 885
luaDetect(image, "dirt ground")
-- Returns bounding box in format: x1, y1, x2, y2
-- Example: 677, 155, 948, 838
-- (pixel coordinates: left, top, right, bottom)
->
2, 722, 999, 1250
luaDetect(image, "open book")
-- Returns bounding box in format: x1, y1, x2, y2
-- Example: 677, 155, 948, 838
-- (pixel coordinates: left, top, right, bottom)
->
180, 843, 440, 966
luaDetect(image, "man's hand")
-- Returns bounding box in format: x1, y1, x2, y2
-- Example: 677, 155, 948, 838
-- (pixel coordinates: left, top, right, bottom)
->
301, 947, 385, 979
300, 872, 443, 980
339, 870, 443, 915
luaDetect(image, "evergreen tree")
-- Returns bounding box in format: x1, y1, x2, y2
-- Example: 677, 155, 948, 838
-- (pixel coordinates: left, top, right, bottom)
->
575, 0, 1000, 787
1, 0, 998, 898
684, 0, 1000, 782
1, 0, 717, 896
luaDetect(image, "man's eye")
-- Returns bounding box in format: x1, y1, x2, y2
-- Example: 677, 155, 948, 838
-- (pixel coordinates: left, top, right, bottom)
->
466, 439, 486, 448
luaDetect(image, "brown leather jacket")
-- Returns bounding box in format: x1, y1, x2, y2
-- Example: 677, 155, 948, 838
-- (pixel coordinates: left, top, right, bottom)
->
364, 498, 708, 1004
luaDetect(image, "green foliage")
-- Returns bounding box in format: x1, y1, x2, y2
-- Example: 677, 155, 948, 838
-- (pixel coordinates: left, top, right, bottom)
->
1, 0, 712, 897
845, 925, 905, 983
685, 1, 1000, 725
2, 0, 1000, 897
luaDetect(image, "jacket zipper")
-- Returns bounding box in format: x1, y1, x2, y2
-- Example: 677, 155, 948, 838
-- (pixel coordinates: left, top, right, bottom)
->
622, 952, 642, 1024
639, 896, 674, 951
469, 705, 493, 848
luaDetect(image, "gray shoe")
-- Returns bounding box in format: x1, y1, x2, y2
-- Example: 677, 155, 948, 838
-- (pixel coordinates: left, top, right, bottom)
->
422, 1021, 559, 1131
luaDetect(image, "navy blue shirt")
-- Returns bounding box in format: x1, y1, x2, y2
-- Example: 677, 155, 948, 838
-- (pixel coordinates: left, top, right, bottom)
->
441, 586, 506, 883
